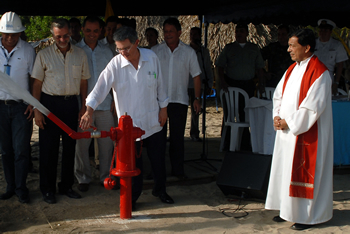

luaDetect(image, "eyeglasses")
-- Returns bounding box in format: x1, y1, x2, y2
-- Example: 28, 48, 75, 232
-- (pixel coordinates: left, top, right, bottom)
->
116, 43, 134, 54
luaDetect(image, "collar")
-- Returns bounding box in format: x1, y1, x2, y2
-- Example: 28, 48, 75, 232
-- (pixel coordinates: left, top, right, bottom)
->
54, 42, 73, 53
120, 47, 147, 68
78, 38, 102, 50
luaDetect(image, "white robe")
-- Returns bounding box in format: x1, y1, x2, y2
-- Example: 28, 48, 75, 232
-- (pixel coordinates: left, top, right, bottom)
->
265, 56, 334, 225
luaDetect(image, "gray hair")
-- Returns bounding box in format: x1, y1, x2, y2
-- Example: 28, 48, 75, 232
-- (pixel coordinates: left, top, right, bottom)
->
113, 26, 138, 43
50, 18, 70, 34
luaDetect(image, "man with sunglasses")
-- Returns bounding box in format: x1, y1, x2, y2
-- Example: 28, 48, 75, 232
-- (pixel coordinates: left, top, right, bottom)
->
80, 26, 173, 210
32, 18, 90, 204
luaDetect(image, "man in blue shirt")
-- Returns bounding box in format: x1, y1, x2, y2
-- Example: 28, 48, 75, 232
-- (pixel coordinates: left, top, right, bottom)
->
75, 16, 115, 192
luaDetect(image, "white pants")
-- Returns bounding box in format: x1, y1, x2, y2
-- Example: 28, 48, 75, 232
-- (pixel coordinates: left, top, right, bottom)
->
75, 110, 115, 184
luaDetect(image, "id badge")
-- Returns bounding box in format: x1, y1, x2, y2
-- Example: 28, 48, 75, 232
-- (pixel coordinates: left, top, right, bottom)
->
4, 64, 11, 76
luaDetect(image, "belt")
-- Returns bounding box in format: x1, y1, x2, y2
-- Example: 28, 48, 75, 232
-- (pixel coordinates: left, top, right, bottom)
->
43, 93, 76, 100
0, 100, 22, 105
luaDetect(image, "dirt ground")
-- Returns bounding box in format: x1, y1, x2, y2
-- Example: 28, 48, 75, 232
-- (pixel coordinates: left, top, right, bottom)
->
1, 99, 350, 233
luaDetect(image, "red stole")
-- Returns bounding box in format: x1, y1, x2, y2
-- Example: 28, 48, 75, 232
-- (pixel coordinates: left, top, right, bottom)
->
282, 56, 327, 199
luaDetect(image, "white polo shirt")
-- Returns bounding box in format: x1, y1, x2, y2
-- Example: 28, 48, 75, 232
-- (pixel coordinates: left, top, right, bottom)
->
86, 48, 168, 139
314, 37, 348, 81
0, 38, 36, 100
152, 41, 201, 105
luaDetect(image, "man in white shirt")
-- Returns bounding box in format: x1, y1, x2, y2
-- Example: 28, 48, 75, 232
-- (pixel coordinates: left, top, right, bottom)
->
80, 26, 174, 210
32, 18, 90, 204
152, 18, 202, 179
74, 16, 115, 192
265, 28, 333, 230
314, 19, 348, 94
0, 12, 36, 204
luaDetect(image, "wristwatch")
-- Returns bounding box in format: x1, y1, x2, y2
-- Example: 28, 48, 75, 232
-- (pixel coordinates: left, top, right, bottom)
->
195, 97, 201, 101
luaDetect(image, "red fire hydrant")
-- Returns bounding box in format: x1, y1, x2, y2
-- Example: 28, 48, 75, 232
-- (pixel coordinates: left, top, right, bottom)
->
104, 114, 145, 219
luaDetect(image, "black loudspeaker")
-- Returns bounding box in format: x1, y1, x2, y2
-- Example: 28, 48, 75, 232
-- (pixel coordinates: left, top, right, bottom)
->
216, 152, 272, 200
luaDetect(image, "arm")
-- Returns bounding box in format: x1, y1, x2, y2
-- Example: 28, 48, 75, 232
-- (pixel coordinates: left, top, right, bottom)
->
79, 79, 88, 121
332, 61, 344, 94
218, 66, 229, 92
32, 79, 46, 129
158, 107, 167, 127
80, 106, 94, 130
193, 75, 201, 114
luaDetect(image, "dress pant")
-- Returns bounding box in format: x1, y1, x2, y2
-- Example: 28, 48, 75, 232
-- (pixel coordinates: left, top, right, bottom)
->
0, 101, 32, 196
75, 110, 115, 184
132, 129, 167, 202
165, 103, 188, 176
39, 93, 79, 194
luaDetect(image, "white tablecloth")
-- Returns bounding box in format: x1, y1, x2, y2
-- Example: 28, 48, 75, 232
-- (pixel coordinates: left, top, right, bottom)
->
245, 97, 276, 155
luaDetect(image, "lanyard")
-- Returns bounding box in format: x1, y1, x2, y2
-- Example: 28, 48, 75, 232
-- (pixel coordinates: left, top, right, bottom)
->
1, 46, 16, 65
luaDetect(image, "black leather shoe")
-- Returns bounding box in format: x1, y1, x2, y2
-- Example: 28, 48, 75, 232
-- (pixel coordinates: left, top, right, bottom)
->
290, 223, 314, 230
78, 183, 89, 192
272, 215, 286, 222
60, 189, 82, 199
0, 191, 15, 200
191, 136, 202, 142
43, 192, 56, 204
18, 194, 30, 204
152, 191, 174, 204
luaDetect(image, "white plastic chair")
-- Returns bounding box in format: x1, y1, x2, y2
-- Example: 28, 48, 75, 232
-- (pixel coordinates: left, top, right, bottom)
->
337, 88, 347, 96
257, 87, 275, 99
220, 87, 250, 152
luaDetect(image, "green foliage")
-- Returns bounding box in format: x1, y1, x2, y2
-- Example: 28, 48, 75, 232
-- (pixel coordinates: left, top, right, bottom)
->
20, 16, 72, 42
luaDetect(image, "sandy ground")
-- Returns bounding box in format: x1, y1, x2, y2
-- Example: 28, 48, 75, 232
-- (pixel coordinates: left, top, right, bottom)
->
1, 98, 350, 233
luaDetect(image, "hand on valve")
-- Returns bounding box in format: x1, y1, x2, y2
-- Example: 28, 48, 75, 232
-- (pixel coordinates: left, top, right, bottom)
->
80, 106, 94, 130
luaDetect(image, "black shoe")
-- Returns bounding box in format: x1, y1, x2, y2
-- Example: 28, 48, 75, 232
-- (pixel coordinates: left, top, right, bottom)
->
0, 191, 15, 200
78, 183, 89, 192
174, 174, 188, 180
290, 223, 314, 230
43, 192, 56, 204
190, 136, 202, 142
18, 194, 30, 204
152, 191, 174, 204
59, 189, 82, 199
272, 215, 286, 222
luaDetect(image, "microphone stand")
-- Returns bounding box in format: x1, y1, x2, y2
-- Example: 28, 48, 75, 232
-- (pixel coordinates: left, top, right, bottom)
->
185, 42, 221, 171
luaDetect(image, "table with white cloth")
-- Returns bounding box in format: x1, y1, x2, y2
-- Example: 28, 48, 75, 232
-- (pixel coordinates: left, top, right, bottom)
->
332, 100, 350, 166
245, 97, 276, 155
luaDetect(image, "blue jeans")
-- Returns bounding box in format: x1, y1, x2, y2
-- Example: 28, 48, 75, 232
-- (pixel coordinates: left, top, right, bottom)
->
0, 102, 32, 196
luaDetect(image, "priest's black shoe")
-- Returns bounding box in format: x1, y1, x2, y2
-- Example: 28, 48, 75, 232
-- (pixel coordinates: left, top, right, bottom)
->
272, 215, 286, 222
43, 192, 56, 204
152, 191, 174, 204
59, 189, 82, 199
0, 191, 15, 200
18, 194, 30, 204
290, 223, 314, 230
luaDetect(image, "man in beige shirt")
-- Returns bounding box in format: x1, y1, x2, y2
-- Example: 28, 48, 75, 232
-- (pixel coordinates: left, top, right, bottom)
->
32, 18, 90, 204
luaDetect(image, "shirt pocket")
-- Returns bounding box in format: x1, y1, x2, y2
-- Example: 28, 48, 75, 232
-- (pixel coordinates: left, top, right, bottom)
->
328, 51, 336, 64
147, 72, 157, 88
72, 65, 82, 79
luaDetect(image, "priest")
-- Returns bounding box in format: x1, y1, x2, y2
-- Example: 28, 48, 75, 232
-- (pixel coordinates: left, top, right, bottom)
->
265, 28, 333, 231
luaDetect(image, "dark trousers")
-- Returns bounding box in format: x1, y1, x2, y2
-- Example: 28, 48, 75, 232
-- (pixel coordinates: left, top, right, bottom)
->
165, 103, 188, 176
188, 88, 201, 138
132, 129, 167, 202
0, 102, 32, 196
39, 93, 79, 194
